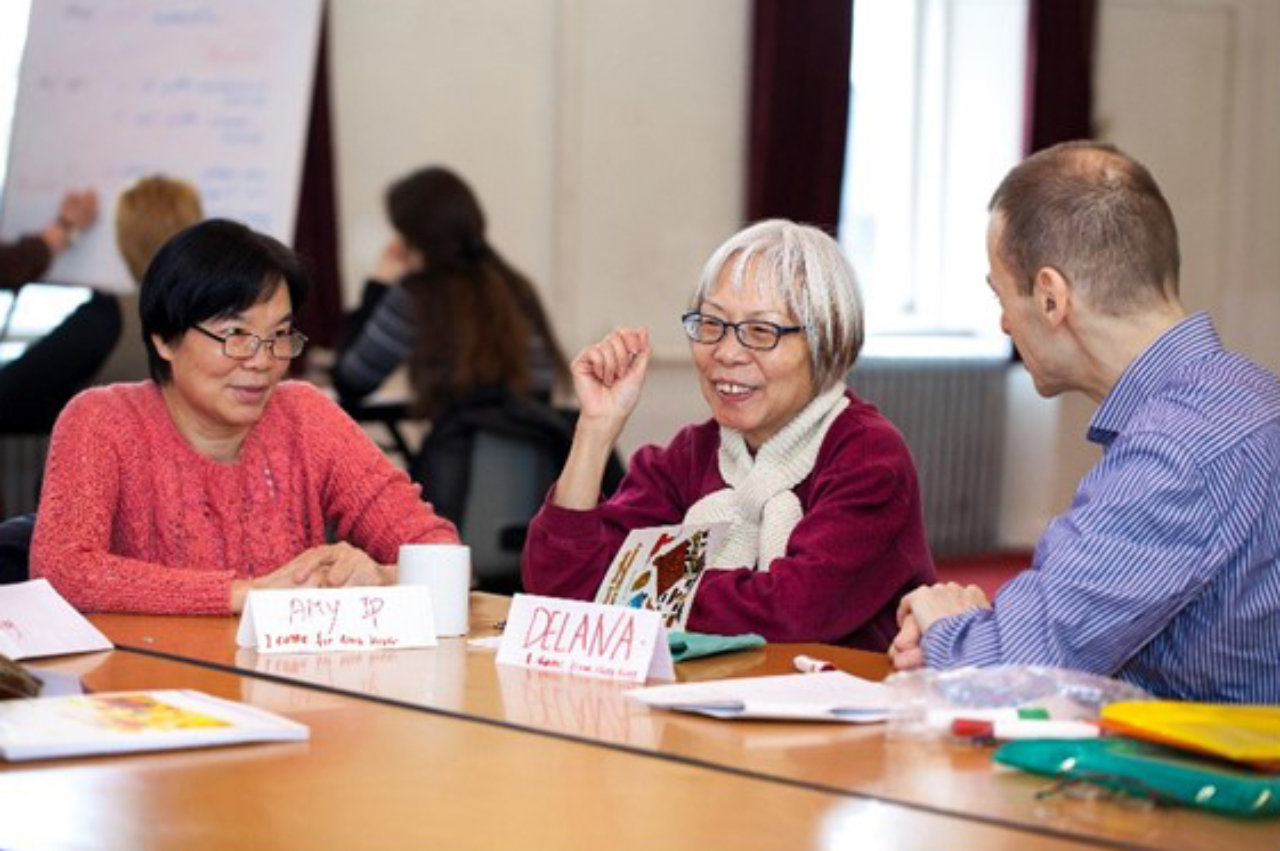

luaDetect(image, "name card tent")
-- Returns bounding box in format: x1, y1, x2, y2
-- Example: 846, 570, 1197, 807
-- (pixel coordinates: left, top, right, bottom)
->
0, 0, 323, 293
497, 594, 675, 684
237, 586, 437, 655
0, 579, 111, 660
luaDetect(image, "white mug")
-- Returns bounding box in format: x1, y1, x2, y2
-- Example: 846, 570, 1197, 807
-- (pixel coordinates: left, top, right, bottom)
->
398, 544, 471, 637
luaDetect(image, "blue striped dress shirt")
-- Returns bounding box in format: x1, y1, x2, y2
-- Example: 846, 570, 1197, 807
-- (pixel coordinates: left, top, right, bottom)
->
923, 313, 1280, 702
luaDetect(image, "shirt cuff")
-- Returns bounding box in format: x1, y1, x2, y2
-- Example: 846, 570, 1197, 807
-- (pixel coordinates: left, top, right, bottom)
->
921, 609, 981, 669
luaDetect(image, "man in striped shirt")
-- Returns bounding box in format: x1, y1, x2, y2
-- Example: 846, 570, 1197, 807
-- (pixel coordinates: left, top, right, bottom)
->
890, 141, 1280, 702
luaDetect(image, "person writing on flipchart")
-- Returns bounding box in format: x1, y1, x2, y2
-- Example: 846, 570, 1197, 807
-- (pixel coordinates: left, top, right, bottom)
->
0, 188, 120, 434
891, 142, 1280, 702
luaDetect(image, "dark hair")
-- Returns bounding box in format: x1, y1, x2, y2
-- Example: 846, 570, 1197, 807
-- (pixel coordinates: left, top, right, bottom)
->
140, 218, 309, 383
386, 167, 570, 418
988, 140, 1180, 314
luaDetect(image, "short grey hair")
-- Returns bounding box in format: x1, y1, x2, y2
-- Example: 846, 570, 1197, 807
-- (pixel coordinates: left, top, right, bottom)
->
690, 219, 864, 391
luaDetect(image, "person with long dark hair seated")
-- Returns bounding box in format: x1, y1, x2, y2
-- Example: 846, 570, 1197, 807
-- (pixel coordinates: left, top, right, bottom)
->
522, 220, 935, 649
333, 166, 570, 417
31, 219, 457, 614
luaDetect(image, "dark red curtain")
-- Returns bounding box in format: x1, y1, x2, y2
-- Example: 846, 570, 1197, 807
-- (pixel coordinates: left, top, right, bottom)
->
293, 11, 343, 350
746, 0, 853, 233
1023, 0, 1097, 154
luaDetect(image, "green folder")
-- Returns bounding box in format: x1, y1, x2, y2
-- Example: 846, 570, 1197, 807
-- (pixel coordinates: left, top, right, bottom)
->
994, 737, 1280, 818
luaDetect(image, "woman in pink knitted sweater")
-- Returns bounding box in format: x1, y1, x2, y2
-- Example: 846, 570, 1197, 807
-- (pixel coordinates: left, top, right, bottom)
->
30, 219, 457, 615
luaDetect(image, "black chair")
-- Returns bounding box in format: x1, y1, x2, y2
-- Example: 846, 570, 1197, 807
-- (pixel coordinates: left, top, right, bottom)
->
0, 513, 36, 585
413, 387, 624, 594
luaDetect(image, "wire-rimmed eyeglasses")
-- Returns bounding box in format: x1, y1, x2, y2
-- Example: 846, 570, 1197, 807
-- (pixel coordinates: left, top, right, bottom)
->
192, 325, 308, 360
681, 311, 807, 352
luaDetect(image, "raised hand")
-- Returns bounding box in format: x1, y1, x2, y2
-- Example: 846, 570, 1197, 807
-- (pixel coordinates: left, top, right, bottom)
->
571, 326, 651, 431
552, 327, 651, 511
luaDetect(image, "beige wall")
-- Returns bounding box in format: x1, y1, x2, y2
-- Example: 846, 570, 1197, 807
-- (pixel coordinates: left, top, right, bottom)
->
327, 0, 1280, 545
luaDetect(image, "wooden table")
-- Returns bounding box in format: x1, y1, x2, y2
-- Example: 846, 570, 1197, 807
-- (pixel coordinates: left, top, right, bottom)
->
82, 594, 1280, 850
2, 650, 1083, 850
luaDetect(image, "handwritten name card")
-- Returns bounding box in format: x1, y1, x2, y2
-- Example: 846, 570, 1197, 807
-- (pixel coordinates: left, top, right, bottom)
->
0, 579, 112, 660
496, 594, 674, 683
236, 586, 437, 654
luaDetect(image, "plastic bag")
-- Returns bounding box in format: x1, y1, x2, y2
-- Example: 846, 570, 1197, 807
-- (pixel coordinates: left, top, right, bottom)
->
884, 664, 1150, 738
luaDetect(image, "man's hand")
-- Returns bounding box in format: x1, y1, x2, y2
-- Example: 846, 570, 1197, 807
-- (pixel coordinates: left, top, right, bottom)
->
889, 612, 925, 670
889, 583, 991, 670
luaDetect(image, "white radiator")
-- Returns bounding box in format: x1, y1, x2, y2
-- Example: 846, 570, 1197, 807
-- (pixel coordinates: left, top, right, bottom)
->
0, 435, 48, 516
849, 359, 1007, 556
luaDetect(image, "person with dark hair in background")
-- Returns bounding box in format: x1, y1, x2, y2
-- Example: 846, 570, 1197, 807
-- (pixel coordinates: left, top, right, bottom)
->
332, 165, 570, 417
332, 167, 597, 553
30, 218, 457, 614
891, 142, 1280, 702
0, 188, 118, 434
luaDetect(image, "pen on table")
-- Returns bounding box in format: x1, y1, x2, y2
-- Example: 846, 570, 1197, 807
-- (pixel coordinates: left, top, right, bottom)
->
793, 654, 837, 673
924, 707, 1049, 729
950, 718, 1099, 740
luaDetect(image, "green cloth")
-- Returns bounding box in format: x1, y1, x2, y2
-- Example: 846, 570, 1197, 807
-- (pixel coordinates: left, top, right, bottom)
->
667, 630, 766, 662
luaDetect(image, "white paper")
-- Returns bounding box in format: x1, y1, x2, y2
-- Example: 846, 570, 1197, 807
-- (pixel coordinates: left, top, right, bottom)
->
626, 671, 896, 723
496, 593, 674, 683
0, 579, 112, 660
236, 586, 437, 654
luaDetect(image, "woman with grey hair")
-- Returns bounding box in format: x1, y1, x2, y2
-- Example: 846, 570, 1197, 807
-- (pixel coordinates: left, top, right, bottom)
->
521, 220, 933, 649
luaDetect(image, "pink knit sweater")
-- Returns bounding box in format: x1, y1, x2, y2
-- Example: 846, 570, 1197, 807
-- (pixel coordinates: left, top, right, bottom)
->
31, 381, 457, 614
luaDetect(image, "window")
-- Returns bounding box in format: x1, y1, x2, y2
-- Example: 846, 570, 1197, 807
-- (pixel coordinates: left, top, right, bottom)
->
840, 0, 1028, 359
0, 0, 92, 365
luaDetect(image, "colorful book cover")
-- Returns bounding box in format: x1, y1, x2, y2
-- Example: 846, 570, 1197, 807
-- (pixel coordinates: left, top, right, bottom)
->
0, 690, 309, 762
594, 523, 727, 630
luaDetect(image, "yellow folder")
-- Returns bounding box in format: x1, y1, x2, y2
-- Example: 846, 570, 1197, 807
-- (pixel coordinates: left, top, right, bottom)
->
1100, 702, 1280, 771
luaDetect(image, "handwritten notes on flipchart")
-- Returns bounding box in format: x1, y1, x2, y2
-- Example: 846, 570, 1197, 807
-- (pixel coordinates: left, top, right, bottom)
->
0, 0, 322, 292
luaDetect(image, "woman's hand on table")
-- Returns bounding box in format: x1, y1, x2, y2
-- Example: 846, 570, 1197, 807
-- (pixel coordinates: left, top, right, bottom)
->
229, 544, 394, 612
305, 542, 396, 588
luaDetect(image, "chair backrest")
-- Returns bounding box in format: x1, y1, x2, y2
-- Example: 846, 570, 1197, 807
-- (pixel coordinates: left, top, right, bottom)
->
412, 387, 624, 594
0, 513, 36, 585
459, 431, 561, 593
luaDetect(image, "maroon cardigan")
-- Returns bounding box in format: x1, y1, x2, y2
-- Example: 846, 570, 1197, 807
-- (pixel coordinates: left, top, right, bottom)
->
521, 391, 935, 650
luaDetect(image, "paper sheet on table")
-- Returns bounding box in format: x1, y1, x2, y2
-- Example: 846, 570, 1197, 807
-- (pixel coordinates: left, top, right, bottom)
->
0, 579, 112, 660
626, 671, 895, 723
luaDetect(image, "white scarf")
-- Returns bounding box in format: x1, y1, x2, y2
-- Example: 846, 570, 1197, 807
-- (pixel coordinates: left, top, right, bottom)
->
683, 382, 849, 572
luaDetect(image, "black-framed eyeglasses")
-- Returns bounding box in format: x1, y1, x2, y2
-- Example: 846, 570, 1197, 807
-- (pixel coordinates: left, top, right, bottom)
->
191, 325, 308, 360
681, 311, 807, 352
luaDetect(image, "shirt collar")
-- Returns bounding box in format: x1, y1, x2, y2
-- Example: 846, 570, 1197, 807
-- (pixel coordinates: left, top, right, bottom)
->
1087, 312, 1221, 445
